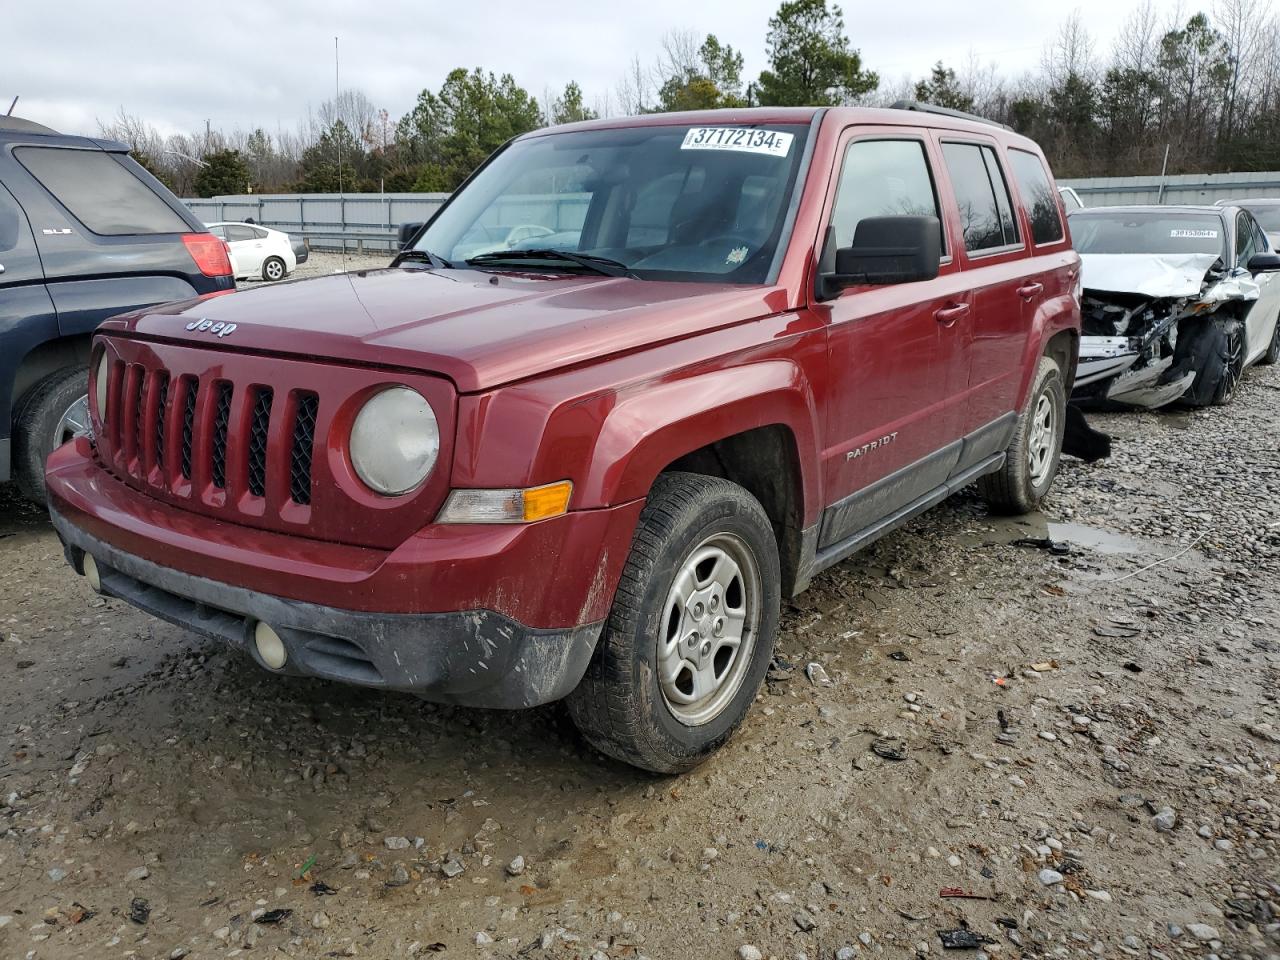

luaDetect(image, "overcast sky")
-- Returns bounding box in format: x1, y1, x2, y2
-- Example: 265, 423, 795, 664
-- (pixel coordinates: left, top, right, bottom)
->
10, 0, 1143, 138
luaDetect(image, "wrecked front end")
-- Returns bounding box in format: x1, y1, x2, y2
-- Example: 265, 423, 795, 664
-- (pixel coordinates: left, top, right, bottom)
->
1074, 253, 1258, 408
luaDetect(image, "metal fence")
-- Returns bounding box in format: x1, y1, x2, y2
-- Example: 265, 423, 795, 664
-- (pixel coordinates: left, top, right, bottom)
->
182, 193, 450, 253
185, 170, 1280, 251
1060, 170, 1280, 207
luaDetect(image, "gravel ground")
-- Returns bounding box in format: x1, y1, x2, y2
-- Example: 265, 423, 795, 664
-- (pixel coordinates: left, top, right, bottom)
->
1, 344, 1278, 959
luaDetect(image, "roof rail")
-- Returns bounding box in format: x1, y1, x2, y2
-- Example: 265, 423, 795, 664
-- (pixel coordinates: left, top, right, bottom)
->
0, 115, 59, 135
890, 100, 1012, 132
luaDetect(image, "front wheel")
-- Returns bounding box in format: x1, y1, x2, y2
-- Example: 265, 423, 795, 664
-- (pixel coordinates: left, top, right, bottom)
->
567, 472, 780, 773
262, 256, 287, 281
1181, 316, 1245, 406
978, 355, 1066, 515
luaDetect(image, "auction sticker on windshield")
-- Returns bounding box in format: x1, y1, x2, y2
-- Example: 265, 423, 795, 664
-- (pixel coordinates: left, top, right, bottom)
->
681, 127, 794, 157
1170, 229, 1219, 238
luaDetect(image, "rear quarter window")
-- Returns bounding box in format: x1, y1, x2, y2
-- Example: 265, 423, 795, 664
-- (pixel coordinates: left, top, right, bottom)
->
15, 147, 190, 236
1009, 149, 1064, 245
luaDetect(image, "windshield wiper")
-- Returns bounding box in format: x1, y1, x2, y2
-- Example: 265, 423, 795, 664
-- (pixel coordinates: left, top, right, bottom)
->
465, 248, 636, 278
397, 248, 453, 269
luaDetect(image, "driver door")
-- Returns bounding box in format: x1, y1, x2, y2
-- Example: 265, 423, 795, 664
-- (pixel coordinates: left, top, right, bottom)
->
1239, 212, 1280, 363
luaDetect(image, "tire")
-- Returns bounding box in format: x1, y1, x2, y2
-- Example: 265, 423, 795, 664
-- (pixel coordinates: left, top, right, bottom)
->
1181, 316, 1245, 407
566, 472, 781, 773
12, 367, 90, 506
262, 256, 287, 281
1260, 315, 1280, 366
978, 355, 1066, 515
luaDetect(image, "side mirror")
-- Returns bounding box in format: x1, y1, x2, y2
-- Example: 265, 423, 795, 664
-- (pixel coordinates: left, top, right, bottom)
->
820, 216, 941, 299
1247, 251, 1280, 273
397, 222, 425, 250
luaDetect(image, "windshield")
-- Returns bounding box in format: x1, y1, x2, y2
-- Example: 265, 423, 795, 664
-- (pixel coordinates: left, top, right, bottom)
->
412, 122, 812, 283
1242, 204, 1280, 233
1069, 211, 1227, 258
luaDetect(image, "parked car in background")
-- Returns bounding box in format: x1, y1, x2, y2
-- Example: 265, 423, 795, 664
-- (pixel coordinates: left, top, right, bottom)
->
1059, 185, 1084, 211
1069, 204, 1280, 408
1217, 197, 1280, 251
206, 221, 297, 281
0, 116, 235, 505
49, 104, 1086, 772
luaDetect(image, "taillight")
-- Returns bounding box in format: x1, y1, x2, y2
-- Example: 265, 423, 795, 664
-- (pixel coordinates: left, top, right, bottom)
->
182, 233, 234, 277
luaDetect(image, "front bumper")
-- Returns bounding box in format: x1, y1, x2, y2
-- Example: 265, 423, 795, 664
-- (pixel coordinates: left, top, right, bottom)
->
52, 503, 602, 708
45, 439, 643, 708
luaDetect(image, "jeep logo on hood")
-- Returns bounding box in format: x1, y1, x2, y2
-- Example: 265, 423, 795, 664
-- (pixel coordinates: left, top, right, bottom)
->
186, 318, 237, 338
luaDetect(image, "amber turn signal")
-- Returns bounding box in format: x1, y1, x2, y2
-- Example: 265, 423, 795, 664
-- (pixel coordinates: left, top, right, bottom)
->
436, 481, 574, 524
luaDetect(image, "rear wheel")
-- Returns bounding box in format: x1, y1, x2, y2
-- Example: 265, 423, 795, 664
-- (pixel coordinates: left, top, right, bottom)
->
13, 367, 90, 505
978, 355, 1066, 515
566, 472, 780, 773
262, 256, 286, 281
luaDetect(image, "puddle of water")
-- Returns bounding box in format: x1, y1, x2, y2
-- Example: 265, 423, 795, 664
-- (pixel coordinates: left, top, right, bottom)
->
1047, 521, 1145, 555
965, 514, 1147, 556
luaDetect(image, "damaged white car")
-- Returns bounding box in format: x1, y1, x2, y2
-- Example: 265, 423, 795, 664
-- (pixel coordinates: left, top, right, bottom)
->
1068, 205, 1280, 408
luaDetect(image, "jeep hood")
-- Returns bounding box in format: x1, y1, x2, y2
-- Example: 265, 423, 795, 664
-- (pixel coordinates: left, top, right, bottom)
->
103, 267, 786, 392
1080, 253, 1259, 303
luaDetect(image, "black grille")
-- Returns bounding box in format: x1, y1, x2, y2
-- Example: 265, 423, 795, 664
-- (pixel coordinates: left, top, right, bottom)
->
290, 392, 318, 505
180, 379, 198, 480
153, 373, 169, 470
210, 383, 232, 489
132, 368, 145, 462
247, 388, 273, 497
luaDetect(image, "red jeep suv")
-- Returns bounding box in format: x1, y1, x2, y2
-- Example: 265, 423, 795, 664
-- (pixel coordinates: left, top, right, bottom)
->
47, 105, 1081, 772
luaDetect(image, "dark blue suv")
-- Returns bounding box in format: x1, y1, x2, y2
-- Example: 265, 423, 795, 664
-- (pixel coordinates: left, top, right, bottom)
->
1, 116, 235, 503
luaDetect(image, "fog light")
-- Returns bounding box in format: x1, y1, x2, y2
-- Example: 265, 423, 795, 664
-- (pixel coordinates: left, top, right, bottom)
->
82, 554, 102, 593
254, 622, 288, 669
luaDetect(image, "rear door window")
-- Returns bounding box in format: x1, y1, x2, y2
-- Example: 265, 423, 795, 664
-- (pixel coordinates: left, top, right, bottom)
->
225, 225, 257, 242
830, 139, 944, 254
941, 142, 1020, 253
14, 147, 190, 235
1009, 149, 1064, 245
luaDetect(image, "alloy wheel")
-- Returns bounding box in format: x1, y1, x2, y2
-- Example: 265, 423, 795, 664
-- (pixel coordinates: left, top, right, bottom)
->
53, 394, 91, 447
657, 532, 761, 726
1027, 392, 1056, 486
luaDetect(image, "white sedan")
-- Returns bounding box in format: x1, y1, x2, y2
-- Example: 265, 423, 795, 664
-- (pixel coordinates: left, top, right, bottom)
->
206, 222, 297, 282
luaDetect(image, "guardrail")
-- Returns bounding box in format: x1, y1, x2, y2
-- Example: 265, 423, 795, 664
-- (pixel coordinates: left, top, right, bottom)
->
186, 173, 1280, 251
183, 193, 450, 253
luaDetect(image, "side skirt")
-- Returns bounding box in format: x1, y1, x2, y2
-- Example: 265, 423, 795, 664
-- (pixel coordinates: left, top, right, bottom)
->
791, 452, 1005, 594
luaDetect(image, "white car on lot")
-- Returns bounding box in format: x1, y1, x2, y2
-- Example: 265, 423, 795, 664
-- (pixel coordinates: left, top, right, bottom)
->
205, 222, 297, 281
1068, 204, 1280, 408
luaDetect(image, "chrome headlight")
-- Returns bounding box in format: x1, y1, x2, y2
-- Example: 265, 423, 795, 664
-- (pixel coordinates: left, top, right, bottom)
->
94, 352, 109, 421
349, 387, 440, 496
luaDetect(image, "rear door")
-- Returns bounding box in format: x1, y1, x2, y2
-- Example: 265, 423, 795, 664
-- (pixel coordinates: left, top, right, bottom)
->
0, 177, 58, 476
815, 128, 973, 549
935, 139, 1031, 443
225, 224, 263, 276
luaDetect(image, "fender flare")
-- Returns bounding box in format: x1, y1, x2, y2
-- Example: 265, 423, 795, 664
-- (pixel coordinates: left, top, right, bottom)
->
577, 359, 822, 527
1015, 293, 1078, 408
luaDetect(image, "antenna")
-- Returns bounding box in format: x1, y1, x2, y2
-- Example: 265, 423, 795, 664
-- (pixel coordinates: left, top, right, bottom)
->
5, 96, 17, 116
335, 36, 347, 272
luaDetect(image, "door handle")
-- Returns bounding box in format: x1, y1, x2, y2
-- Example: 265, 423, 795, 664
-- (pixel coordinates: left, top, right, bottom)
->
934, 303, 970, 326
1017, 281, 1045, 300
